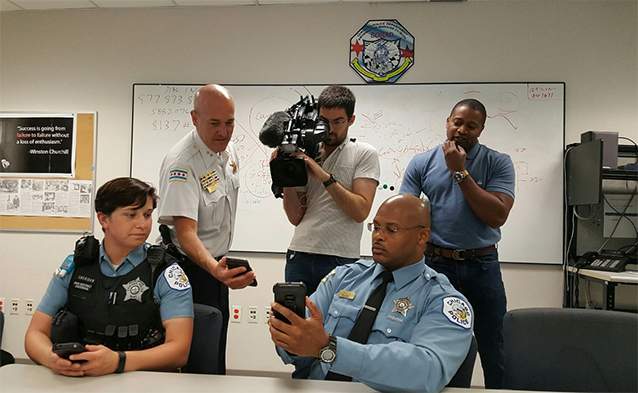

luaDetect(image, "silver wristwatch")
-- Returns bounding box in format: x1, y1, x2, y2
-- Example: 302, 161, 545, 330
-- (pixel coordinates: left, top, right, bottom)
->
319, 335, 337, 363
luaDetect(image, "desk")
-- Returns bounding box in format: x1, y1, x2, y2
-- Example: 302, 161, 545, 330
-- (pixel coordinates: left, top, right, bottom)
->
0, 364, 531, 393
567, 266, 638, 310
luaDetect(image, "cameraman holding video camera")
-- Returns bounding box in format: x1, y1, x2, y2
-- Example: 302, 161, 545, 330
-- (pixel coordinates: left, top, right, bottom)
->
276, 86, 380, 294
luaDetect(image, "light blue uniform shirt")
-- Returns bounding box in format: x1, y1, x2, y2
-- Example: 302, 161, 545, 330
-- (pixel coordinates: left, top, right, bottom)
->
38, 243, 193, 320
277, 258, 474, 393
400, 143, 515, 249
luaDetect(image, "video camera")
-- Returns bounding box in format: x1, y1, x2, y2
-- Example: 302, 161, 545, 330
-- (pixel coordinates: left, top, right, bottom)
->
259, 95, 329, 197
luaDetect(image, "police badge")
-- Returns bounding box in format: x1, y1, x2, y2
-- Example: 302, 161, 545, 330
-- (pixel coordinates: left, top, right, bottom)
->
392, 297, 414, 317
350, 20, 415, 83
122, 277, 149, 303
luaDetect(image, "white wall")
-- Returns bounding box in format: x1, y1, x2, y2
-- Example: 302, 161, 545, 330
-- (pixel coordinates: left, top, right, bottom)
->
1, 0, 636, 385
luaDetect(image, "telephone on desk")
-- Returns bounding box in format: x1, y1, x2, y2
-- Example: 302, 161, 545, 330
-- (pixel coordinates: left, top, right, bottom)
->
576, 251, 635, 272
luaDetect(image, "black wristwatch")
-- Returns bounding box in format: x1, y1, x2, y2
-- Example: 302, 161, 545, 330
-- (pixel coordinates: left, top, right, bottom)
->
319, 335, 337, 363
323, 173, 337, 188
115, 351, 126, 374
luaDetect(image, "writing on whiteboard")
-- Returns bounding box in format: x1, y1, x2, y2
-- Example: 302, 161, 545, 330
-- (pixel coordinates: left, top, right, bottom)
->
528, 86, 557, 100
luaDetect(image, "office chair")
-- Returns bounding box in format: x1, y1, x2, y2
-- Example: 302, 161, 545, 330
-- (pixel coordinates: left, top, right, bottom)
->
503, 307, 638, 392
0, 311, 16, 367
447, 335, 477, 388
182, 303, 223, 374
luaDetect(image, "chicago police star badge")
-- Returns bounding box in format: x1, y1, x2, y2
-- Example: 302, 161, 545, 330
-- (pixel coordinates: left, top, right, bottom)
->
122, 277, 149, 303
392, 297, 414, 317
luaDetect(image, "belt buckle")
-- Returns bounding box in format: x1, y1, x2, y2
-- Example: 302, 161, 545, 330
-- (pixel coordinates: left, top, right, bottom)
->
451, 249, 465, 260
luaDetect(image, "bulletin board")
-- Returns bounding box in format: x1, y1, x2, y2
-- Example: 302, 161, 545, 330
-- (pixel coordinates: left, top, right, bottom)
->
0, 113, 96, 232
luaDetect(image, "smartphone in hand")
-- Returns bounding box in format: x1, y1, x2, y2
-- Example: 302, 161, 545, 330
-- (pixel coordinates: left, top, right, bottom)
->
52, 342, 85, 360
226, 257, 257, 287
272, 282, 307, 323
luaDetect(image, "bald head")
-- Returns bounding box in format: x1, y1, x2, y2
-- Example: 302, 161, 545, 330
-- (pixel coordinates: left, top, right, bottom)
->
371, 194, 431, 270
193, 84, 233, 112
190, 84, 235, 153
378, 194, 430, 228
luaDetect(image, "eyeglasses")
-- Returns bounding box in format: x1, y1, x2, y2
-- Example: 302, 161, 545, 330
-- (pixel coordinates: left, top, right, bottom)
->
367, 222, 426, 235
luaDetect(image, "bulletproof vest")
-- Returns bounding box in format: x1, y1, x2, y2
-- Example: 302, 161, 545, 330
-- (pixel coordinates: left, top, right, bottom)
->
66, 245, 169, 351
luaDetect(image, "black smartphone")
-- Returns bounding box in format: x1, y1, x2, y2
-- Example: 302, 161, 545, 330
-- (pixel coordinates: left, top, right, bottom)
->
273, 282, 307, 323
226, 257, 257, 287
52, 342, 85, 359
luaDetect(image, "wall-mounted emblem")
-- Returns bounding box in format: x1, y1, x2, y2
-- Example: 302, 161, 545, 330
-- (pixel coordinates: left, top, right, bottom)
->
350, 19, 415, 84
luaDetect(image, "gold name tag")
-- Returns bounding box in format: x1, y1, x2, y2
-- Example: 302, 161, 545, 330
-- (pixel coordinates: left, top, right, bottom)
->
337, 290, 356, 300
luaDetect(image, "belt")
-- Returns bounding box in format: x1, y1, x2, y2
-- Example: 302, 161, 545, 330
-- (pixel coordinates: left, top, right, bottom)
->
425, 243, 497, 261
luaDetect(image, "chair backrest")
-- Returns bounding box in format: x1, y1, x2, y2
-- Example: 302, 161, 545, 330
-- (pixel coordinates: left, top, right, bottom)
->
183, 303, 223, 374
0, 311, 15, 367
447, 335, 478, 388
503, 307, 638, 392
0, 311, 4, 344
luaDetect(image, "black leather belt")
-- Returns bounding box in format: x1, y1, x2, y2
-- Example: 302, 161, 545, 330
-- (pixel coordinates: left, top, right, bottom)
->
425, 243, 497, 261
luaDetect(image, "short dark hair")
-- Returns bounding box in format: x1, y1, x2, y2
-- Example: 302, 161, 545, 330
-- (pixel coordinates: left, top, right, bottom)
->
94, 177, 157, 215
318, 85, 356, 118
451, 99, 487, 125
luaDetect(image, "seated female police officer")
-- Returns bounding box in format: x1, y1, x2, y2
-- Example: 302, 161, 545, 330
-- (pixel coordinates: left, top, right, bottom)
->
25, 177, 194, 376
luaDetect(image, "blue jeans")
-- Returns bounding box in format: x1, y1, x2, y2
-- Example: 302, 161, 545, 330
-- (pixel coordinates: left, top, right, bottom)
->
425, 252, 507, 389
285, 250, 358, 295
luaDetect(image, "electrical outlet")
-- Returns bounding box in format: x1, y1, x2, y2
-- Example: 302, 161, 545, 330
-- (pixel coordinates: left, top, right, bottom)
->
0, 297, 5, 313
231, 304, 241, 323
265, 306, 272, 324
24, 299, 35, 315
247, 306, 258, 324
10, 298, 20, 315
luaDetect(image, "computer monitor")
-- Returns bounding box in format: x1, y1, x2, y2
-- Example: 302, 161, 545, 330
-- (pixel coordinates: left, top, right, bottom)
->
566, 139, 602, 206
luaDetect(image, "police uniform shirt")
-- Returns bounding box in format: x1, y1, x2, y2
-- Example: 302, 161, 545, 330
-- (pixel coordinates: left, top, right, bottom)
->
400, 143, 515, 249
277, 258, 473, 393
38, 244, 193, 321
158, 130, 240, 256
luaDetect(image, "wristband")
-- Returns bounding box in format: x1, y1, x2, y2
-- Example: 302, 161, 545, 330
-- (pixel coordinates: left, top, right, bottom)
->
115, 351, 126, 374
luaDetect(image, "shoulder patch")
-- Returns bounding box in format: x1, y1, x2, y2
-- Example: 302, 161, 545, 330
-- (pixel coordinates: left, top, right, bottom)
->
163, 264, 191, 290
168, 167, 189, 183
54, 255, 75, 278
442, 297, 472, 329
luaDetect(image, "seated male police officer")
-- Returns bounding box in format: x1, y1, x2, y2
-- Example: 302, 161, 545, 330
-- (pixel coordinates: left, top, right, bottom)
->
25, 177, 194, 376
269, 194, 473, 393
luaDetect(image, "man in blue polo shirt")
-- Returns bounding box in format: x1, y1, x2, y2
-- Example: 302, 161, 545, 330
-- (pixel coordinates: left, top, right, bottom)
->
400, 98, 515, 389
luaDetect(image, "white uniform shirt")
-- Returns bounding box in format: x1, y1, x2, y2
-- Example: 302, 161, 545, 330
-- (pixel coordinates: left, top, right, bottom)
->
158, 130, 240, 257
289, 139, 380, 258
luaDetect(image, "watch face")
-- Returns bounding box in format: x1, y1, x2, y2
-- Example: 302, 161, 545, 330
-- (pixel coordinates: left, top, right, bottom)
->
320, 348, 336, 363
454, 171, 466, 183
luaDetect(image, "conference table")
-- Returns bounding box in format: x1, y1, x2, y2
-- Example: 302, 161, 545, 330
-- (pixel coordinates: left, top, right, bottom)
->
0, 364, 535, 393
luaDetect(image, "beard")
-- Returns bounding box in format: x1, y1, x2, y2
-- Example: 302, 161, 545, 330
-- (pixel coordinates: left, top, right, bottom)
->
452, 136, 476, 152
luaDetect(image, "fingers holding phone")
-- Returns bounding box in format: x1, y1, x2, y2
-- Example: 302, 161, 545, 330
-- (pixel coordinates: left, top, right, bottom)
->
214, 257, 257, 288
50, 342, 85, 376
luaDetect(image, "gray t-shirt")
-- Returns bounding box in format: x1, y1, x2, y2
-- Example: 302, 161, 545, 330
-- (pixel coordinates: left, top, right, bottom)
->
289, 139, 380, 258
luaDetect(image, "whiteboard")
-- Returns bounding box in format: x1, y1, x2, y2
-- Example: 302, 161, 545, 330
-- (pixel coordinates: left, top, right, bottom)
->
131, 83, 564, 264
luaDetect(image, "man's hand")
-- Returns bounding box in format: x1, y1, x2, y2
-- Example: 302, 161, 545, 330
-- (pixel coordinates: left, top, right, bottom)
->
443, 140, 466, 172
292, 151, 330, 183
209, 257, 256, 289
46, 351, 84, 377
269, 297, 329, 358
70, 344, 118, 376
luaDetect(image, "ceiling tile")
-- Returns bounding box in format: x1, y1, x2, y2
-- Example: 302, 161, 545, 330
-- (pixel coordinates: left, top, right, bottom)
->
0, 0, 23, 11
92, 0, 176, 7
11, 0, 96, 9
175, 0, 256, 5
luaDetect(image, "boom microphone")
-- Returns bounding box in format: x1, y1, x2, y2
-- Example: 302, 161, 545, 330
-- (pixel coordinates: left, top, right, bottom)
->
259, 111, 291, 148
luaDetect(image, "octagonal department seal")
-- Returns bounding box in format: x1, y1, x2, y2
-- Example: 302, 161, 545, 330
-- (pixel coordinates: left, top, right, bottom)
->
350, 19, 415, 83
